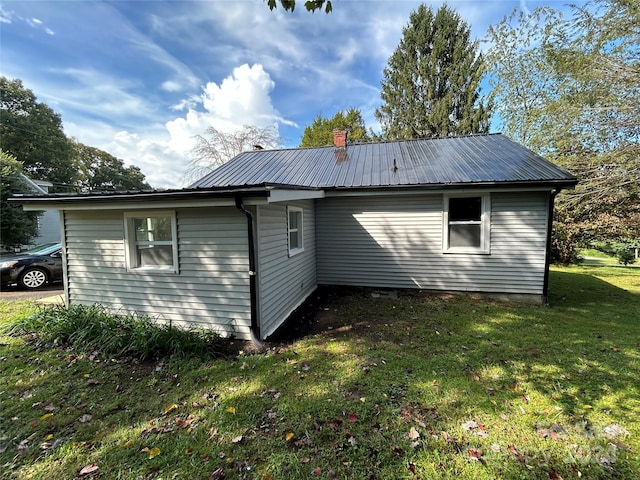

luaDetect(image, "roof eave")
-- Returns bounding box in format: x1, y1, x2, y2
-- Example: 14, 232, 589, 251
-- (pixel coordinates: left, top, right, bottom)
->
325, 178, 578, 192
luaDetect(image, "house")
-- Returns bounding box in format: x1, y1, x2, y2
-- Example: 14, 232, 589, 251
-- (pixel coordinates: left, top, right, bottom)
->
19, 175, 61, 247
13, 133, 577, 341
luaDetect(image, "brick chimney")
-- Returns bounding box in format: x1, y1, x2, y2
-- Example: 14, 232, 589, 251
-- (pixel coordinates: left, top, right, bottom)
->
333, 129, 347, 149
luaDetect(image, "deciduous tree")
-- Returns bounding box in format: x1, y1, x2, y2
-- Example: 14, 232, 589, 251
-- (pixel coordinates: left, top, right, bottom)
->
265, 0, 332, 13
0, 77, 75, 190
71, 140, 150, 192
187, 125, 281, 182
0, 151, 39, 248
486, 0, 639, 247
300, 108, 371, 147
375, 4, 491, 140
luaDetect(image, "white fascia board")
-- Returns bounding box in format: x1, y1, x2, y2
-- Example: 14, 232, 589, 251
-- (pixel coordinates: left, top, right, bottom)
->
20, 196, 269, 211
268, 189, 325, 203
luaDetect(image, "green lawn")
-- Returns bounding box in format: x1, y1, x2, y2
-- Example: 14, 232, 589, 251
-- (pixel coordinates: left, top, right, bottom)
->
1, 266, 639, 479
579, 249, 621, 266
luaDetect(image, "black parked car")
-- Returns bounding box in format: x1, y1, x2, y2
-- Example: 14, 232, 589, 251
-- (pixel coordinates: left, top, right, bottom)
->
0, 243, 63, 289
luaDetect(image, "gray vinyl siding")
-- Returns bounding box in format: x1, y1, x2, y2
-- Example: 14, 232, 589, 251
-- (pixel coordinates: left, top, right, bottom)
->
63, 207, 252, 339
316, 192, 549, 295
257, 200, 317, 339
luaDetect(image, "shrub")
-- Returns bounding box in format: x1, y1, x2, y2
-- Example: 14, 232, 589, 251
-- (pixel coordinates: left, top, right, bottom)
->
3, 303, 225, 360
551, 220, 581, 264
616, 248, 636, 266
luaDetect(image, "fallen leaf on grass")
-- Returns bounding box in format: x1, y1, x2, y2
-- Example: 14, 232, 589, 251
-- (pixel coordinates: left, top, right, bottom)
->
79, 414, 93, 423
312, 467, 322, 476
86, 378, 99, 385
40, 413, 54, 420
549, 471, 563, 480
226, 407, 236, 415
209, 467, 224, 480
164, 403, 178, 415
347, 413, 357, 423
285, 432, 295, 442
141, 447, 161, 459
44, 404, 56, 412
537, 428, 562, 440
79, 464, 99, 476
461, 420, 478, 431
469, 448, 487, 465
232, 435, 243, 443
405, 427, 420, 440
508, 444, 526, 463
603, 424, 630, 439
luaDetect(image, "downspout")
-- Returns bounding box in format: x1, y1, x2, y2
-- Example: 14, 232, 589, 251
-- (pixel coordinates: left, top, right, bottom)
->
235, 197, 262, 343
542, 189, 559, 304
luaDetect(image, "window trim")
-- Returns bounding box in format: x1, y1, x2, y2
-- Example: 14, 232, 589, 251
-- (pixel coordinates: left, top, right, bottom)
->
287, 205, 304, 257
442, 194, 490, 254
124, 210, 179, 273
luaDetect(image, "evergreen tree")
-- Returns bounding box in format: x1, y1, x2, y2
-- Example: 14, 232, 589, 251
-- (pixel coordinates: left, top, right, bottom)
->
300, 108, 371, 147
375, 4, 491, 140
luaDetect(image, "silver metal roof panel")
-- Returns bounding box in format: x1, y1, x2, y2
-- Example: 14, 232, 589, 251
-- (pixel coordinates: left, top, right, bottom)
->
191, 134, 577, 190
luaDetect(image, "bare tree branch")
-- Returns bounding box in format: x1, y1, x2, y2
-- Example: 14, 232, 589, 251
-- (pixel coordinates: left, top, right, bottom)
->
185, 125, 282, 183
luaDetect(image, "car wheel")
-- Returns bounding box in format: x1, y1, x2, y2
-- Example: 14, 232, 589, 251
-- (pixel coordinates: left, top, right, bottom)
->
18, 268, 48, 289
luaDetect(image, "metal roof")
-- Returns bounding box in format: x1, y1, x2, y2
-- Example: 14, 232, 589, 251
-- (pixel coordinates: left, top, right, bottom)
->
191, 134, 577, 190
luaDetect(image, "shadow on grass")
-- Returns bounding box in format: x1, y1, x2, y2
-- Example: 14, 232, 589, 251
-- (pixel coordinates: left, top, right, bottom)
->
1, 268, 639, 479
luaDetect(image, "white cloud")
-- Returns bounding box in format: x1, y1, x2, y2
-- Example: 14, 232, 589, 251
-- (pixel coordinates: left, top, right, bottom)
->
64, 63, 290, 189
0, 6, 13, 23
166, 63, 290, 156
161, 80, 183, 92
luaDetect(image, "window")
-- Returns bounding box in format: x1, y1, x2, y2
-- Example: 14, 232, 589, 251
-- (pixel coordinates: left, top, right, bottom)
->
287, 206, 304, 256
124, 211, 178, 272
443, 194, 490, 253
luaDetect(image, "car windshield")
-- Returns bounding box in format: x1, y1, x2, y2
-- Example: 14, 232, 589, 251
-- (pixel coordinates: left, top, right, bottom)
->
25, 243, 62, 256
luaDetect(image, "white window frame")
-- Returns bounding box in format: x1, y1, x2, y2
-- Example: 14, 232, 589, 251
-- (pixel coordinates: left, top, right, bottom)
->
287, 206, 304, 257
124, 211, 179, 273
443, 193, 490, 254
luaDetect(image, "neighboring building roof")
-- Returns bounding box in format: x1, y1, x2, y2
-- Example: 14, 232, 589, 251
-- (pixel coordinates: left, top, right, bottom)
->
192, 133, 577, 190
19, 174, 52, 194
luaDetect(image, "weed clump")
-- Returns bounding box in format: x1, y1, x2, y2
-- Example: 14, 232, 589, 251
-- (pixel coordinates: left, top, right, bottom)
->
2, 303, 224, 360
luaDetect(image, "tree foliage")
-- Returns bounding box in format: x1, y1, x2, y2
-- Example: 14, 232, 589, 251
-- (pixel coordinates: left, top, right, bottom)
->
484, 8, 563, 149
265, 0, 332, 13
375, 4, 491, 140
71, 140, 150, 192
0, 151, 40, 248
0, 77, 75, 190
187, 125, 281, 182
300, 108, 371, 147
486, 0, 639, 245
0, 76, 151, 193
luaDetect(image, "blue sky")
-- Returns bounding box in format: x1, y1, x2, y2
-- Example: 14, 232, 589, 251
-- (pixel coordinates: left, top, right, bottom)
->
0, 0, 578, 188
